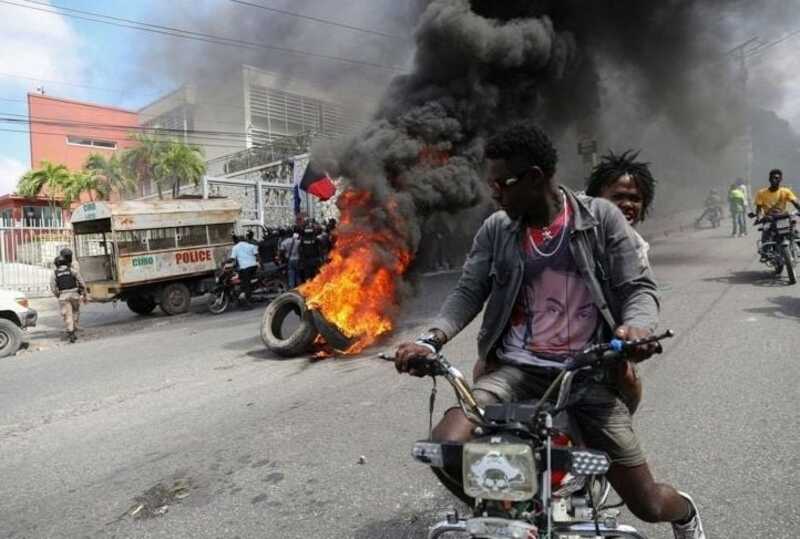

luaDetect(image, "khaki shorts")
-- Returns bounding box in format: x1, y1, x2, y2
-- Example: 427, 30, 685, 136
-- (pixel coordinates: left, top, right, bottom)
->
473, 364, 646, 468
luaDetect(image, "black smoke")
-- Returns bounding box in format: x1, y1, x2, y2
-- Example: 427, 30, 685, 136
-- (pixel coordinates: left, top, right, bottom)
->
315, 1, 745, 265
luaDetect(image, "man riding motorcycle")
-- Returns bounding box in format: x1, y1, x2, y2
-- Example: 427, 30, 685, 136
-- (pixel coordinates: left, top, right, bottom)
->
695, 189, 723, 228
755, 169, 800, 222
394, 123, 706, 538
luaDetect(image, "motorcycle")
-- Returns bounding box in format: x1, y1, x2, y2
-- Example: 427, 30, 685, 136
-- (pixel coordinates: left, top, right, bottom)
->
207, 259, 288, 314
381, 330, 675, 539
694, 205, 722, 229
750, 211, 800, 285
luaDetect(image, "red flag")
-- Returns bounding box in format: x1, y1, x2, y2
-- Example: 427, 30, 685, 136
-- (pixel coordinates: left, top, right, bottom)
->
300, 163, 336, 201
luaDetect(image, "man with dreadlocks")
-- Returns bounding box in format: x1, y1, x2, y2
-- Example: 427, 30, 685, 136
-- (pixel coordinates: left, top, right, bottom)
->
586, 150, 656, 267
586, 150, 657, 414
394, 123, 705, 538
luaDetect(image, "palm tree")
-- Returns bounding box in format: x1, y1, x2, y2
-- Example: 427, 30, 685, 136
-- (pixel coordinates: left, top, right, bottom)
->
120, 133, 165, 198
154, 141, 206, 199
62, 170, 108, 207
84, 153, 135, 199
17, 161, 72, 218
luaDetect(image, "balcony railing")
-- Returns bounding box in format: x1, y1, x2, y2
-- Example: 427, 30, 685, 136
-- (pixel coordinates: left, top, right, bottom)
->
206, 131, 317, 177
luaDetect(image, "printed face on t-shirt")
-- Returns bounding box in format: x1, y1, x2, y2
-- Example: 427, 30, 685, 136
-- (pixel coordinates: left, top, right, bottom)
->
527, 267, 598, 355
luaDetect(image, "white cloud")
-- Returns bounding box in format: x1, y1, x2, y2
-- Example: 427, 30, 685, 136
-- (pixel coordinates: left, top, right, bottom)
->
0, 157, 27, 196
0, 0, 85, 91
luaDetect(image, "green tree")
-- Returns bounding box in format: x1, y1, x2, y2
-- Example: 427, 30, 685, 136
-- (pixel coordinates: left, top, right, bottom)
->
84, 153, 135, 199
154, 140, 206, 199
62, 170, 105, 207
17, 161, 72, 216
120, 133, 165, 199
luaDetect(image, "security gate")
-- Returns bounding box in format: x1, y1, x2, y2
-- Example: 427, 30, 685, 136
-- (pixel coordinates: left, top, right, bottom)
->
0, 224, 73, 297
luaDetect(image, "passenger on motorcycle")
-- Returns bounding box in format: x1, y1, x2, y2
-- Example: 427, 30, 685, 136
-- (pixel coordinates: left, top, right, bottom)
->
585, 149, 657, 414
394, 123, 706, 539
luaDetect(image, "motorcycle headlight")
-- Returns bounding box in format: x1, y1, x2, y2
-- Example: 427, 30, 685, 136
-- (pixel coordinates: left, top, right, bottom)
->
462, 443, 536, 501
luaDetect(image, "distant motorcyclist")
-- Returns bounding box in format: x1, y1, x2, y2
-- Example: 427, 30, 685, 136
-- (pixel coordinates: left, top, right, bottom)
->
755, 169, 800, 219
231, 234, 259, 310
695, 188, 723, 227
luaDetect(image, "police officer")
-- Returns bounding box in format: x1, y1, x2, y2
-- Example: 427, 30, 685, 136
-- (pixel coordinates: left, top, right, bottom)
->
299, 225, 322, 280
50, 255, 87, 343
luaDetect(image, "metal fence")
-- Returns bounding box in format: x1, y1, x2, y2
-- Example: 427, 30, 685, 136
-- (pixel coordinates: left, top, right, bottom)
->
0, 222, 73, 297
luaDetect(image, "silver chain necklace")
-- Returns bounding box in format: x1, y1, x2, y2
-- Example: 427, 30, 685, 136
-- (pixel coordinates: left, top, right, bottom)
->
527, 193, 568, 258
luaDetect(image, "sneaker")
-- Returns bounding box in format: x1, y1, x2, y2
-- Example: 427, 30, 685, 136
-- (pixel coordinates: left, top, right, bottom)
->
68, 332, 77, 344
672, 492, 706, 539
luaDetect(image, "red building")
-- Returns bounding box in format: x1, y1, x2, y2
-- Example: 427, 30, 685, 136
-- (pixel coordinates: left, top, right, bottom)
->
28, 93, 139, 172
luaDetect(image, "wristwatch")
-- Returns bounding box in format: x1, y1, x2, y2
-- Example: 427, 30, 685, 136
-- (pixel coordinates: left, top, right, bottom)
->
415, 330, 445, 354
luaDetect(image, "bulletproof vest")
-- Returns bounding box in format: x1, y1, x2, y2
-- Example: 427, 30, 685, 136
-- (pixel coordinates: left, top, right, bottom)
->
55, 267, 77, 291
300, 234, 320, 259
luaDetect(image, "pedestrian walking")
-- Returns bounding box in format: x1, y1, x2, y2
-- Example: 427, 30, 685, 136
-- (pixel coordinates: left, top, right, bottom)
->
729, 181, 747, 237
50, 255, 88, 343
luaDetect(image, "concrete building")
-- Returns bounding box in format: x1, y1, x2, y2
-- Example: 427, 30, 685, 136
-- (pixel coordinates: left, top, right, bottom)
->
139, 65, 372, 174
28, 93, 139, 171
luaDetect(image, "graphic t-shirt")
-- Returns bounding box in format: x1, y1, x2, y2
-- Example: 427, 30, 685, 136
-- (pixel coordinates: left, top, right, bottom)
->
499, 200, 600, 369
755, 187, 797, 215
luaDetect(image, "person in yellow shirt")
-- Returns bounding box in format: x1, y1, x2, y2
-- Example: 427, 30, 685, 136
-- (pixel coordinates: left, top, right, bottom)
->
755, 169, 800, 218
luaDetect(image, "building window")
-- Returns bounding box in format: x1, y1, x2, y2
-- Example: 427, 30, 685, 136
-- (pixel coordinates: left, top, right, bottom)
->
66, 135, 117, 149
23, 206, 62, 227
1, 209, 13, 226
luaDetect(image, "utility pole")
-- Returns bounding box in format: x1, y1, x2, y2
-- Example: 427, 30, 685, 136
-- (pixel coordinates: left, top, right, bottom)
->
728, 37, 761, 204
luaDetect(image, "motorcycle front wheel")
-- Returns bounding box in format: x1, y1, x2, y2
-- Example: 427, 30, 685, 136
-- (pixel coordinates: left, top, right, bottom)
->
781, 244, 797, 284
208, 290, 230, 314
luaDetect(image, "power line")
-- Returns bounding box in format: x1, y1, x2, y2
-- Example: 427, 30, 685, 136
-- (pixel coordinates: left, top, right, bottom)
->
0, 70, 168, 95
228, 0, 406, 40
1, 0, 404, 73
0, 113, 255, 141
0, 126, 249, 151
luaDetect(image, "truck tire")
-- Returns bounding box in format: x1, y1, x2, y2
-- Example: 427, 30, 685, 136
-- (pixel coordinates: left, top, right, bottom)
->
126, 294, 157, 315
160, 283, 191, 315
260, 291, 318, 357
0, 318, 24, 358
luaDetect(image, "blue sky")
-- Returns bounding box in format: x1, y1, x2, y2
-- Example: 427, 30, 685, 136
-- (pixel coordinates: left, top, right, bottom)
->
0, 0, 175, 194
2, 1, 800, 197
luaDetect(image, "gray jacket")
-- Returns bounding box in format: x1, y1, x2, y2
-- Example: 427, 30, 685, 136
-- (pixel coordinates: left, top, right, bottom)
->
431, 188, 660, 361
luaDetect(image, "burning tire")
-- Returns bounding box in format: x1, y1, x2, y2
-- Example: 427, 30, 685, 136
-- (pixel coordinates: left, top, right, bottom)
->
260, 291, 318, 357
311, 309, 353, 352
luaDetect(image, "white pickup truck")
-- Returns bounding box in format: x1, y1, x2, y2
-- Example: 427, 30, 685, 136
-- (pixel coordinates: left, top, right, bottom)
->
0, 289, 37, 357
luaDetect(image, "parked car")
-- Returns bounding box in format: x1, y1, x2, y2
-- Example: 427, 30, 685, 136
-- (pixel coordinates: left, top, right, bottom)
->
0, 289, 37, 357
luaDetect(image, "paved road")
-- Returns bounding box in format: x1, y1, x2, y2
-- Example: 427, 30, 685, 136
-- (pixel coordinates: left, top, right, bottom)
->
1, 225, 798, 538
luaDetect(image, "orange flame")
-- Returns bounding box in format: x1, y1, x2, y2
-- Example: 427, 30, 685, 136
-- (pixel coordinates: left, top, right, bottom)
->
299, 190, 412, 354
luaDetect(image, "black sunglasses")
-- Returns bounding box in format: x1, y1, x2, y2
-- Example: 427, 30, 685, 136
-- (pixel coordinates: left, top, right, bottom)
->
491, 169, 531, 191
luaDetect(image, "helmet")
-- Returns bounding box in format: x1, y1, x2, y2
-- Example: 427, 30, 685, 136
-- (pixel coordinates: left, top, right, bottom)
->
59, 247, 73, 264
54, 255, 67, 267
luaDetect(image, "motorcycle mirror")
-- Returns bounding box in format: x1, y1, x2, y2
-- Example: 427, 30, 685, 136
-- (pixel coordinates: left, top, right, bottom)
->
748, 212, 756, 219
